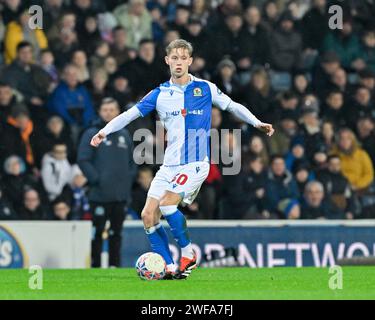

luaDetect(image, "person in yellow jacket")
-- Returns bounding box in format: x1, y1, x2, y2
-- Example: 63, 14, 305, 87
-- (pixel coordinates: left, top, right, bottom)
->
333, 128, 374, 191
4, 10, 48, 64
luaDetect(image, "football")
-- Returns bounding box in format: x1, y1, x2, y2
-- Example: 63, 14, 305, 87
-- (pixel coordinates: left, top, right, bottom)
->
135, 252, 167, 280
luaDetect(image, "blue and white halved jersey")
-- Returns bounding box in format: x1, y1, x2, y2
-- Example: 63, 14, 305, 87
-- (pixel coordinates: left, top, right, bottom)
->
135, 75, 232, 166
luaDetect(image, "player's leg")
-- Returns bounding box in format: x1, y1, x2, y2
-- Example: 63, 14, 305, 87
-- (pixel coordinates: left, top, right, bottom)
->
141, 196, 176, 272
160, 162, 210, 279
159, 191, 194, 258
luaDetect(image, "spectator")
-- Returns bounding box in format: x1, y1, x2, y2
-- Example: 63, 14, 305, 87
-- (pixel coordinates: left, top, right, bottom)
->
190, 0, 210, 26
86, 68, 109, 111
321, 120, 336, 152
347, 86, 375, 129
52, 197, 72, 220
312, 51, 341, 99
89, 41, 111, 70
0, 104, 38, 168
321, 90, 348, 128
285, 139, 307, 172
292, 72, 311, 100
359, 30, 375, 73
209, 13, 244, 70
18, 188, 49, 220
329, 68, 354, 100
272, 90, 300, 123
107, 74, 133, 109
317, 155, 358, 219
245, 135, 270, 166
261, 0, 280, 32
69, 164, 90, 220
322, 16, 362, 70
41, 143, 73, 202
240, 5, 270, 68
2, 0, 25, 26
292, 161, 314, 194
78, 15, 102, 56
297, 108, 325, 162
43, 0, 67, 33
212, 58, 241, 99
358, 68, 375, 94
78, 98, 136, 267
356, 116, 375, 168
241, 155, 268, 219
70, 0, 97, 35
333, 128, 374, 192
114, 0, 153, 50
167, 5, 190, 37
265, 155, 300, 215
240, 67, 273, 121
300, 181, 345, 219
4, 10, 48, 64
1, 155, 39, 212
39, 49, 59, 87
47, 11, 77, 43
50, 28, 80, 69
34, 115, 75, 167
0, 184, 17, 220
184, 18, 209, 64
301, 0, 329, 50
119, 39, 168, 96
269, 112, 298, 156
110, 26, 132, 66
71, 50, 90, 83
0, 81, 19, 121
268, 11, 303, 72
0, 41, 51, 120
47, 64, 95, 134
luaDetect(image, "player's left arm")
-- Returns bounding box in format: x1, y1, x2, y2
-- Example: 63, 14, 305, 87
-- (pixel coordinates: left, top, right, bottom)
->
208, 82, 274, 137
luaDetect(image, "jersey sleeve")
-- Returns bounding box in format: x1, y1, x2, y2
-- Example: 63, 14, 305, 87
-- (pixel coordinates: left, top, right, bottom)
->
135, 87, 161, 117
207, 81, 232, 111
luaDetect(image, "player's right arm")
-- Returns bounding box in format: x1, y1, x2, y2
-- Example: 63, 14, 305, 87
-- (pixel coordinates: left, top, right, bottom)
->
90, 88, 160, 147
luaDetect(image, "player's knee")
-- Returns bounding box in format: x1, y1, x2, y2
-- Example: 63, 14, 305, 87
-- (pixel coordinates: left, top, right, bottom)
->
141, 208, 155, 228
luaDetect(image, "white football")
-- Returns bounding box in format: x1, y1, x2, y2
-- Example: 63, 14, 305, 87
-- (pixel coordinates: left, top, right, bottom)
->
135, 252, 166, 280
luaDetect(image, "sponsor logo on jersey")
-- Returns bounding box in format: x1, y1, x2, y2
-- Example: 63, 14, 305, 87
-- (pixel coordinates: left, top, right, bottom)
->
193, 87, 203, 96
0, 226, 26, 268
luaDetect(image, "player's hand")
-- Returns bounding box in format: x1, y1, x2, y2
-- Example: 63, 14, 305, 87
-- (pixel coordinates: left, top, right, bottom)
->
90, 130, 106, 147
256, 123, 274, 137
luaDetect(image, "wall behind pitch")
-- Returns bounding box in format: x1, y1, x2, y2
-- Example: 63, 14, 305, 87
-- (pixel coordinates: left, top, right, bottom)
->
120, 221, 375, 268
0, 221, 92, 268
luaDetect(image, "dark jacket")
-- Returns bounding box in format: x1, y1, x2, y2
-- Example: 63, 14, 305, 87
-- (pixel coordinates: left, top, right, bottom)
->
317, 170, 358, 214
300, 197, 345, 219
47, 81, 95, 127
18, 205, 49, 220
77, 120, 136, 203
0, 60, 51, 103
265, 170, 300, 212
269, 29, 303, 72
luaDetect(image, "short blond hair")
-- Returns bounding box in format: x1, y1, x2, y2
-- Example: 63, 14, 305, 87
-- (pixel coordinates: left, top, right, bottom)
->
165, 39, 193, 56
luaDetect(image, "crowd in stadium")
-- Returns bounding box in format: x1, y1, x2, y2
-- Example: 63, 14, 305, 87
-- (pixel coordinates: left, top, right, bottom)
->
0, 0, 375, 221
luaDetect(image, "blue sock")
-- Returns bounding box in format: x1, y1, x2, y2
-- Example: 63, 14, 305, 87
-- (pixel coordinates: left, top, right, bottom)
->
155, 223, 174, 264
145, 224, 173, 265
160, 206, 191, 248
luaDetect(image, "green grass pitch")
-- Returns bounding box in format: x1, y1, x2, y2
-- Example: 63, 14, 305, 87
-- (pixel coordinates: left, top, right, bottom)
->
0, 267, 374, 300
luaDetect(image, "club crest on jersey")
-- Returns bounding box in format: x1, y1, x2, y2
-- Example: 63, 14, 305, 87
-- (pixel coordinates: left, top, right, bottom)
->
193, 87, 202, 96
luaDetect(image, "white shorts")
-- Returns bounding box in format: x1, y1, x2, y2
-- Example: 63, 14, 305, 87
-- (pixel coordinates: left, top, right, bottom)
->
148, 161, 210, 205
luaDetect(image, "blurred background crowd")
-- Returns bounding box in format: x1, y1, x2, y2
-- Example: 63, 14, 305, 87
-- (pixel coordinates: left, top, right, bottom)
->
0, 0, 375, 222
